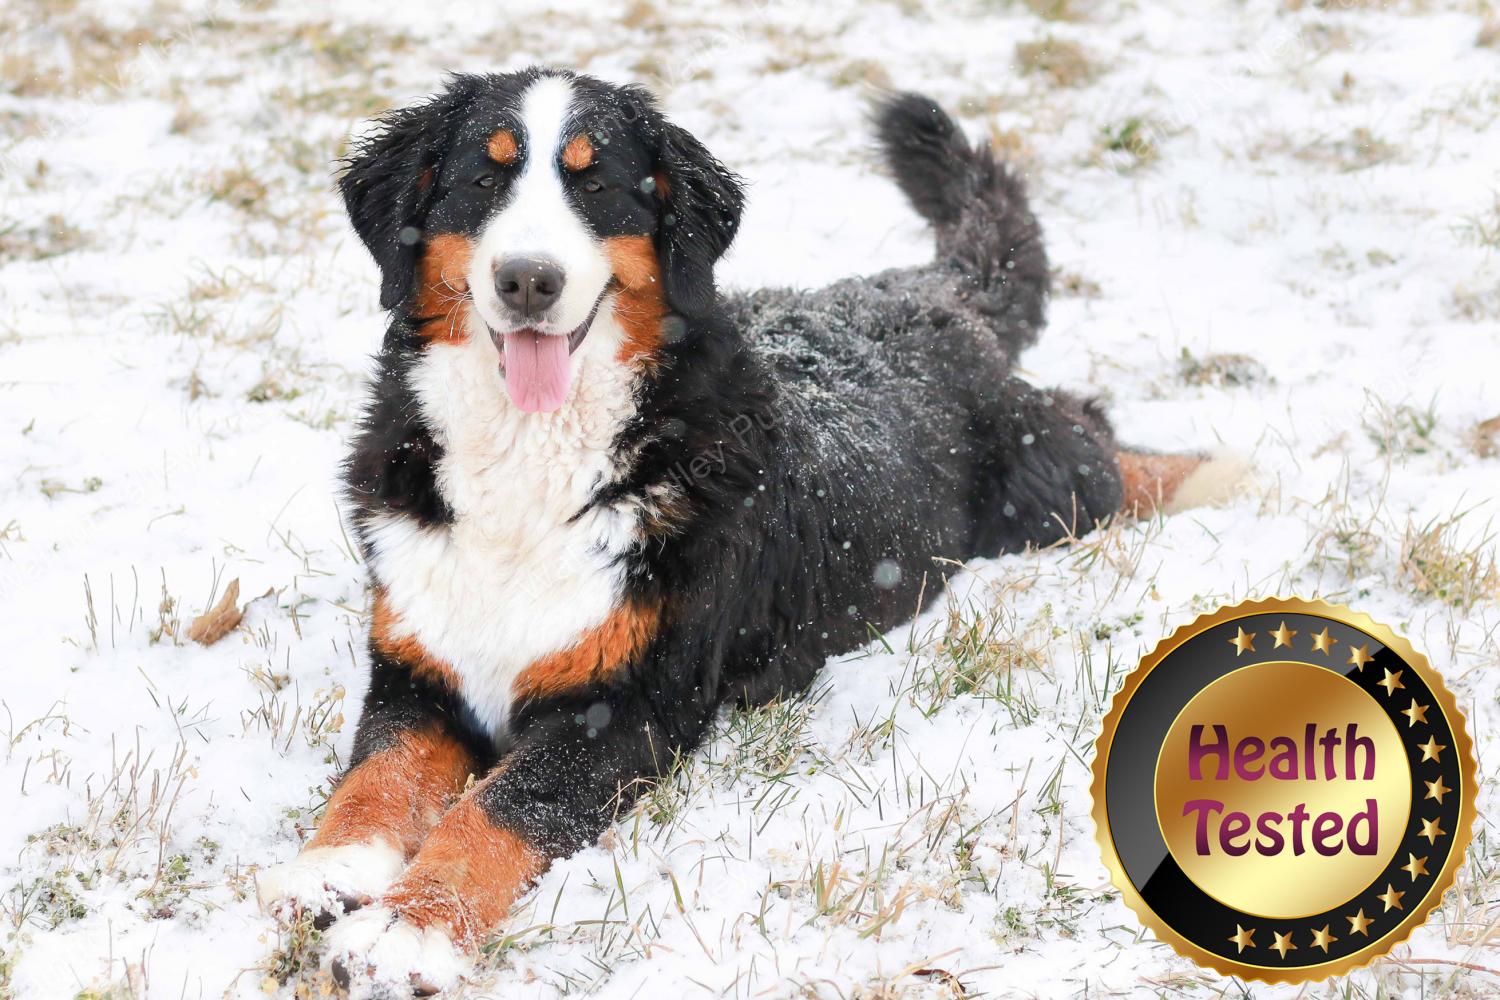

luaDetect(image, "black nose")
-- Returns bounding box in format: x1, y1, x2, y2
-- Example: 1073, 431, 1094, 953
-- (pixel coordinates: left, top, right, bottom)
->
494, 257, 565, 319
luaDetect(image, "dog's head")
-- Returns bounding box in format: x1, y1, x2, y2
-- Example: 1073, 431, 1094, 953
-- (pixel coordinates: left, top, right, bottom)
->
339, 68, 744, 412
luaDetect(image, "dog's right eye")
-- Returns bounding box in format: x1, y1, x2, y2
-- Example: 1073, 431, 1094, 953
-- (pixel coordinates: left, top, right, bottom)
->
475, 174, 496, 189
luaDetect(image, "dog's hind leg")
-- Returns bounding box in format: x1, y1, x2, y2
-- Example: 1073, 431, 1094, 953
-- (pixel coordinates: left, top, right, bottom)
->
976, 379, 1123, 552
1116, 449, 1252, 516
978, 380, 1251, 550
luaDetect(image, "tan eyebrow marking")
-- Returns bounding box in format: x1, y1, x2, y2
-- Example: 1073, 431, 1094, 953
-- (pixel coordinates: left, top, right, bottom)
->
487, 129, 518, 165
561, 133, 594, 172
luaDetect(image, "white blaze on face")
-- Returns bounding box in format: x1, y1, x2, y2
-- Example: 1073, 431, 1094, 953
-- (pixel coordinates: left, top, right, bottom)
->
469, 75, 613, 413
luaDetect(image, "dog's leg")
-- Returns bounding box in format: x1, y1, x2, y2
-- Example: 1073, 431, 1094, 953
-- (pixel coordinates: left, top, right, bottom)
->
1116, 449, 1249, 515
257, 655, 478, 926
321, 689, 680, 994
982, 380, 1126, 548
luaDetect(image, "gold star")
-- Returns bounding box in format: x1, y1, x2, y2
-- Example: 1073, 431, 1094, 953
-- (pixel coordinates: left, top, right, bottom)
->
1401, 854, 1429, 881
1347, 909, 1374, 936
1425, 776, 1451, 804
1229, 627, 1256, 655
1311, 627, 1338, 654
1401, 699, 1430, 727
1418, 736, 1447, 762
1420, 817, 1447, 844
1310, 924, 1339, 953
1271, 930, 1297, 959
1228, 924, 1256, 953
1347, 644, 1374, 669
1377, 668, 1404, 695
1270, 621, 1298, 648
1378, 884, 1405, 912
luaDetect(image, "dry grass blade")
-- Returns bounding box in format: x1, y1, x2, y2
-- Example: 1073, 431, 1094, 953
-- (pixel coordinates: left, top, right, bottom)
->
1399, 514, 1500, 613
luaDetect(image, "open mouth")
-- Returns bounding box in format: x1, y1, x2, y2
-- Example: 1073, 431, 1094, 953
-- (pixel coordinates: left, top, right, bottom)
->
489, 292, 606, 414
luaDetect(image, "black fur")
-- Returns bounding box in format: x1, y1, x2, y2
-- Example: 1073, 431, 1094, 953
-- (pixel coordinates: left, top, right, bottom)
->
333, 71, 1123, 920
342, 334, 453, 529
650, 119, 745, 318
339, 78, 483, 311
873, 92, 1050, 356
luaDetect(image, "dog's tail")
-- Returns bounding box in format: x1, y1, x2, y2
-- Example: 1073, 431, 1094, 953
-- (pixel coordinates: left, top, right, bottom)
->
873, 92, 1048, 356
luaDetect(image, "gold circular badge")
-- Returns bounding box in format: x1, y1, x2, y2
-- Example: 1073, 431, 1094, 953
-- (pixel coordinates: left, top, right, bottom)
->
1091, 597, 1476, 983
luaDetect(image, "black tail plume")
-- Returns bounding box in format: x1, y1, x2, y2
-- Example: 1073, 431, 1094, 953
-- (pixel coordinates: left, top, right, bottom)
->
873, 92, 1049, 352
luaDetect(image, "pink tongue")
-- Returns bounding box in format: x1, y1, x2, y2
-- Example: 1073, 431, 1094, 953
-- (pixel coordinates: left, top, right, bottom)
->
502, 331, 572, 413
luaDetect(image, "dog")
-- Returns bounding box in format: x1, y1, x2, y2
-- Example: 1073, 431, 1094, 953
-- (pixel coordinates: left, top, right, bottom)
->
256, 67, 1238, 994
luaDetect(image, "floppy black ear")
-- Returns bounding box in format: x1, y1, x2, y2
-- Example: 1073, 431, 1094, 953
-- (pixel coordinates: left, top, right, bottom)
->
652, 120, 745, 319
339, 81, 475, 311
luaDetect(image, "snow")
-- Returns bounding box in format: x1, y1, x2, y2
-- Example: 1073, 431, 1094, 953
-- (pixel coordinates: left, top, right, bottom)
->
1, 0, 1498, 997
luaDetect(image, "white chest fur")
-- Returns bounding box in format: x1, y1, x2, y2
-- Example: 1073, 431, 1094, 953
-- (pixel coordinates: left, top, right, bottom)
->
362, 315, 642, 737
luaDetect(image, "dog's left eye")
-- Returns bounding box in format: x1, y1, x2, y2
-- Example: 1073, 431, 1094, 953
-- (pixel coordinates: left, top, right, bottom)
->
581, 179, 605, 194
475, 174, 496, 189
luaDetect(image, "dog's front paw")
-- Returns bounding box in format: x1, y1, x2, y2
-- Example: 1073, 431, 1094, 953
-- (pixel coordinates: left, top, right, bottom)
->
256, 842, 404, 925
322, 906, 469, 997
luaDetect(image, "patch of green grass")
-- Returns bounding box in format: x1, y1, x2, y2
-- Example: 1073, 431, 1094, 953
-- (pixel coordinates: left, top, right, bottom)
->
998, 903, 1029, 940
1362, 396, 1438, 457
140, 854, 191, 920
907, 597, 1053, 723
255, 907, 330, 995
1177, 348, 1272, 388
715, 688, 829, 785
39, 476, 103, 500
1306, 464, 1389, 587
1400, 512, 1499, 613
1091, 610, 1144, 641
246, 375, 302, 404
4, 871, 89, 930
1091, 115, 1159, 171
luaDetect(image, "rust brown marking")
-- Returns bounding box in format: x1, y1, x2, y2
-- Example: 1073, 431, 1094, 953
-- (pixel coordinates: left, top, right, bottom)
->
382, 785, 545, 947
308, 728, 473, 858
561, 133, 594, 172
371, 588, 460, 690
412, 233, 473, 343
417, 166, 435, 193
651, 170, 670, 199
604, 234, 667, 369
511, 600, 660, 703
1116, 451, 1203, 516
487, 128, 518, 165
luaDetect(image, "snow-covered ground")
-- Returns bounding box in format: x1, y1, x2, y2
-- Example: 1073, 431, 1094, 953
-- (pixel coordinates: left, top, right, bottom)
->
2, 0, 1498, 997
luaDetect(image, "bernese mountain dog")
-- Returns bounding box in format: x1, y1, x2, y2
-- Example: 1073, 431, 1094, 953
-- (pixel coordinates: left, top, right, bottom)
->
257, 67, 1238, 995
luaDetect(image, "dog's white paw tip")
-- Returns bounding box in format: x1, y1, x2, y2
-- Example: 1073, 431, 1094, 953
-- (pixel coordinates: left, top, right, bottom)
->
256, 842, 404, 919
321, 906, 468, 998
1163, 450, 1254, 514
